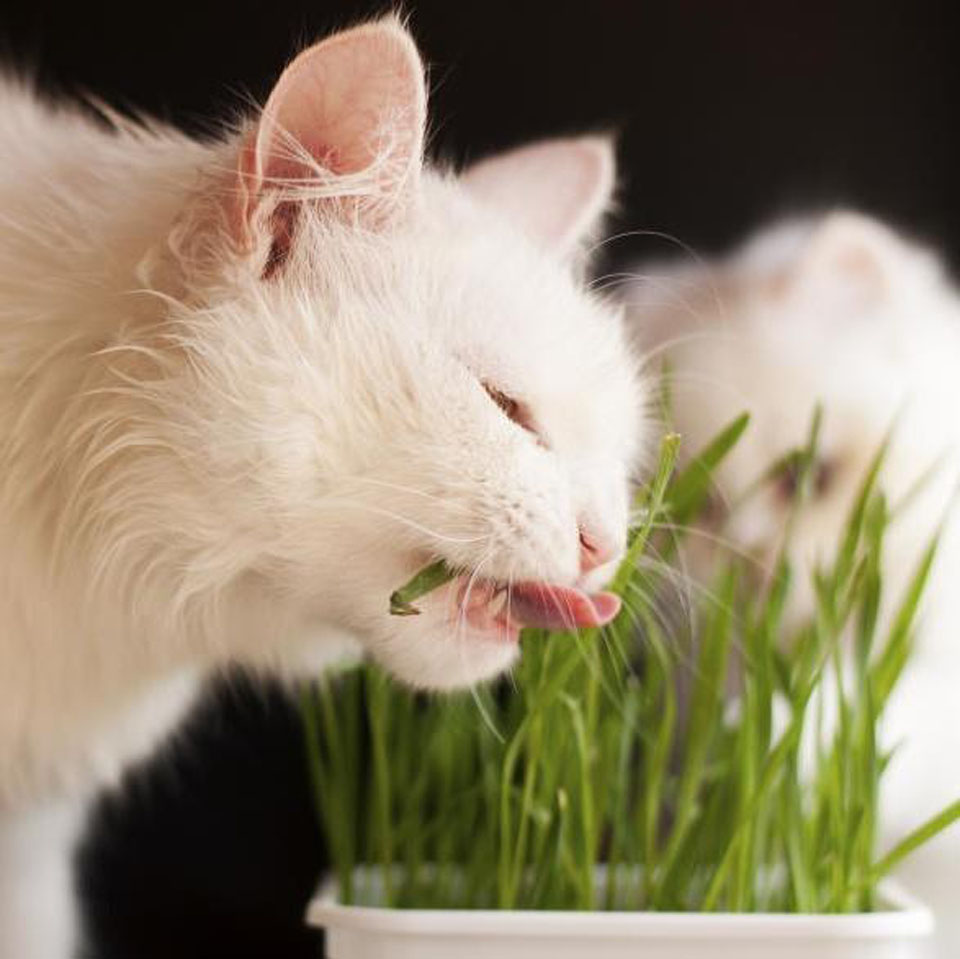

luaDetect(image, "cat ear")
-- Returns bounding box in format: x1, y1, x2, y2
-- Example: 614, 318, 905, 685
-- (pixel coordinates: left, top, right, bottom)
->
234, 17, 426, 256
461, 137, 616, 258
794, 212, 900, 303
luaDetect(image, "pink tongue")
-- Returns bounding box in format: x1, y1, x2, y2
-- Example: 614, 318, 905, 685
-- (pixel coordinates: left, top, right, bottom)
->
509, 583, 621, 631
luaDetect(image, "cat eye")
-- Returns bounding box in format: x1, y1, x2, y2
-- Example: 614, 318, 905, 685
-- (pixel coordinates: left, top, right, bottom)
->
775, 456, 837, 501
482, 381, 543, 443
813, 458, 837, 496
700, 490, 727, 525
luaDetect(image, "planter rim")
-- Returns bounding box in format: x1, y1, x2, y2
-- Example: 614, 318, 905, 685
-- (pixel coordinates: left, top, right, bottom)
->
306, 873, 933, 942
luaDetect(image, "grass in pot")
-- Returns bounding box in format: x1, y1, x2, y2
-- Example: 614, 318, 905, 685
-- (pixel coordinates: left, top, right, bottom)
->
300, 413, 960, 958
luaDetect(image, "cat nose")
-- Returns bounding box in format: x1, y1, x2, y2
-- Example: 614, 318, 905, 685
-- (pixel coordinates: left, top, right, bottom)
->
578, 525, 617, 574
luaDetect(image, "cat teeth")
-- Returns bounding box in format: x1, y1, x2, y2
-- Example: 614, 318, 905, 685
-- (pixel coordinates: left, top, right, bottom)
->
456, 579, 518, 631
489, 588, 509, 618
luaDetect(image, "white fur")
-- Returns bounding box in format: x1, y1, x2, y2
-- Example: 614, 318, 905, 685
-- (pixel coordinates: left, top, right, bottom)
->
0, 20, 645, 957
0, 799, 85, 959
625, 211, 960, 953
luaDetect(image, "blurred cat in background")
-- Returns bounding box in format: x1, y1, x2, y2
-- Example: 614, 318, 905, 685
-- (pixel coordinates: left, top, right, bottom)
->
624, 211, 960, 956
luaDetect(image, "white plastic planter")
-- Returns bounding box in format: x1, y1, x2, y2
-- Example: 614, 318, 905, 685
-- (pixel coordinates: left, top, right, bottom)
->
306, 871, 933, 959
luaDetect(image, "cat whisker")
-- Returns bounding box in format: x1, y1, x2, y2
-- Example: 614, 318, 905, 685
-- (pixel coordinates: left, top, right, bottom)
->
306, 499, 490, 546
587, 229, 729, 327
449, 550, 508, 740
584, 228, 712, 273
351, 476, 483, 516
634, 329, 734, 371
650, 521, 769, 571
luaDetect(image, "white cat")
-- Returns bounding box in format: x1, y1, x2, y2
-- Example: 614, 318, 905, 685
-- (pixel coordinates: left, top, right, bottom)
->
0, 18, 646, 957
625, 211, 960, 955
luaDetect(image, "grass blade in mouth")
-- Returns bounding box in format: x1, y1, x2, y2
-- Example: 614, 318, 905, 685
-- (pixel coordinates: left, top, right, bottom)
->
389, 560, 459, 616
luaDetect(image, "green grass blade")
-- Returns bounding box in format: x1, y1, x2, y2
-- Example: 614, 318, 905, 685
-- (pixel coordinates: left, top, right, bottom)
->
667, 413, 750, 524
870, 800, 960, 882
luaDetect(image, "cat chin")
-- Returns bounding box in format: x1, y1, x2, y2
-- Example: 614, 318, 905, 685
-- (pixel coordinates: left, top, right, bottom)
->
367, 626, 520, 692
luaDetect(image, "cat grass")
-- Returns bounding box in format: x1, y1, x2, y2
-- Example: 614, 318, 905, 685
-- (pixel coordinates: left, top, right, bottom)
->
388, 560, 459, 617
301, 414, 960, 913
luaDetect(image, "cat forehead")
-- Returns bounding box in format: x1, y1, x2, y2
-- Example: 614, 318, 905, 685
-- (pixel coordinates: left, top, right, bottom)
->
436, 254, 636, 453
676, 322, 903, 419
668, 300, 936, 467
438, 248, 633, 410
412, 188, 639, 454
375, 174, 629, 375
270, 177, 629, 386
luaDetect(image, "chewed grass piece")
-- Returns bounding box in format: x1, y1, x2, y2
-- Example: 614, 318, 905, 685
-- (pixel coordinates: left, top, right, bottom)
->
389, 560, 459, 616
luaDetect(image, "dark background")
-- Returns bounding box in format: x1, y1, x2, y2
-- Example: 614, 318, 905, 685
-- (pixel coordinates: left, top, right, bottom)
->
0, 1, 955, 956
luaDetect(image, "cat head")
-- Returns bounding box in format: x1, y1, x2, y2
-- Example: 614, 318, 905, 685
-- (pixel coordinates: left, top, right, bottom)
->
626, 211, 960, 610
145, 19, 645, 688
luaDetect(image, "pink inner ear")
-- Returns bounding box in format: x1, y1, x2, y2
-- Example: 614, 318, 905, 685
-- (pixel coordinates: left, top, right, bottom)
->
235, 18, 427, 251
796, 212, 895, 303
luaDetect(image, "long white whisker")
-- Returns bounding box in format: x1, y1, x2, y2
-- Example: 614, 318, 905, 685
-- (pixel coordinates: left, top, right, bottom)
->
304, 499, 488, 546
352, 476, 482, 516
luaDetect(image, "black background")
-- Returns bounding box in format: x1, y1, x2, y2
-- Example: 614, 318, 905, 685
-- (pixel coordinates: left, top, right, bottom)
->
0, 1, 956, 956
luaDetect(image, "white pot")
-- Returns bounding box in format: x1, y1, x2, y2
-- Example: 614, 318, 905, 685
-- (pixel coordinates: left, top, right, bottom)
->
306, 870, 933, 959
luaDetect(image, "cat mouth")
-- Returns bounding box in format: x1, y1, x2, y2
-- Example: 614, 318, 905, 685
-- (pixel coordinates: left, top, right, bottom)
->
454, 578, 621, 643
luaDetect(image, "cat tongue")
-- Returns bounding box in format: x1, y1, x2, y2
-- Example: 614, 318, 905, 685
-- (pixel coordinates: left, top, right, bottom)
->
509, 583, 621, 631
